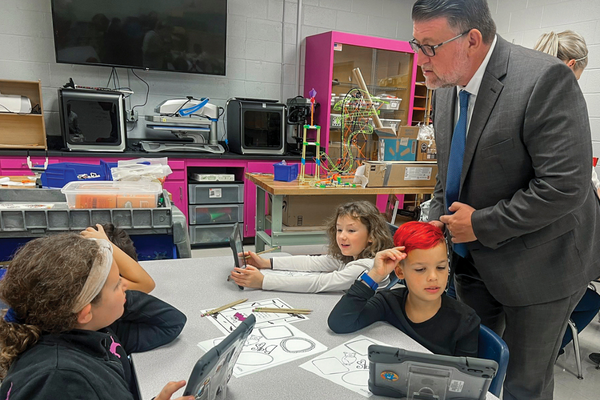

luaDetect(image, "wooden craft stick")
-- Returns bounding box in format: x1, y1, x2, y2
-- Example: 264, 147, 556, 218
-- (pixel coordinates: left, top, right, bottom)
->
201, 298, 248, 317
244, 247, 280, 259
253, 307, 312, 314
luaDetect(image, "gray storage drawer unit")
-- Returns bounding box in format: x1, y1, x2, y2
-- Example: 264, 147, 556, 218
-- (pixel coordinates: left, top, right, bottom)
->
188, 204, 244, 225
189, 223, 237, 244
188, 183, 243, 204
188, 182, 244, 245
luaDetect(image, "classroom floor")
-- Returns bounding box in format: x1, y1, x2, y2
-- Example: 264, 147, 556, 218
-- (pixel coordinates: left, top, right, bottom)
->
191, 244, 600, 400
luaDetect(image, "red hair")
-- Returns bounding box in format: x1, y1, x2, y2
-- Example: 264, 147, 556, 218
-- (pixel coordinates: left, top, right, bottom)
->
393, 221, 445, 254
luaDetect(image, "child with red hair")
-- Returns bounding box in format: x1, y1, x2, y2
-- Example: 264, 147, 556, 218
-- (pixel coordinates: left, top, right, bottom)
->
328, 221, 480, 356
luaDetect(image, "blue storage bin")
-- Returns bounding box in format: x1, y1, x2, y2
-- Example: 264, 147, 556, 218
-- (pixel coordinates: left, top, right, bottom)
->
273, 162, 298, 182
129, 234, 178, 261
41, 160, 117, 188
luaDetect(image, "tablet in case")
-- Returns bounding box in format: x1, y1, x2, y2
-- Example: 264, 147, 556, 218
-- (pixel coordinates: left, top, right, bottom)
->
368, 345, 497, 400
229, 222, 247, 290
183, 313, 256, 399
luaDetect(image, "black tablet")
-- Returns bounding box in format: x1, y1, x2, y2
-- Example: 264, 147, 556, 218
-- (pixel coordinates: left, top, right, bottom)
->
183, 313, 256, 399
229, 222, 247, 290
368, 345, 497, 400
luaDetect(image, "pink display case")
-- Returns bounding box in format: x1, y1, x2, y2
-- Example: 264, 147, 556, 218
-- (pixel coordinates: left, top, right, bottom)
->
304, 31, 418, 159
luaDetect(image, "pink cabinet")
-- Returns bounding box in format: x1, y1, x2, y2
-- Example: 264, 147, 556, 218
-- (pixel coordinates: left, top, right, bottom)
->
163, 160, 186, 212
304, 31, 417, 160
0, 156, 59, 175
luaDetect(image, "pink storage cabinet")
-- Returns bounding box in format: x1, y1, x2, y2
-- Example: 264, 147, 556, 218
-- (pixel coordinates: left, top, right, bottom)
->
304, 31, 417, 157
304, 31, 418, 211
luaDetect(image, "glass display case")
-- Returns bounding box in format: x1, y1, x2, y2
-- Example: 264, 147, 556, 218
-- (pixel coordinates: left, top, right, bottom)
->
304, 31, 417, 171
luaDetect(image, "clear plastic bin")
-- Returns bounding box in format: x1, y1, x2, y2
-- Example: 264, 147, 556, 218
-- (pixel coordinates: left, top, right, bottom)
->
61, 181, 163, 209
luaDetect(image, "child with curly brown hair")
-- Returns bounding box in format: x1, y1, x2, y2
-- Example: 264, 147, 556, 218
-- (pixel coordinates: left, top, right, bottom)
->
229, 200, 394, 293
0, 234, 189, 400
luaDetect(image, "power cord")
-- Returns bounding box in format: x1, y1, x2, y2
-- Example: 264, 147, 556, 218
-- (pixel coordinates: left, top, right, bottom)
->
130, 69, 150, 113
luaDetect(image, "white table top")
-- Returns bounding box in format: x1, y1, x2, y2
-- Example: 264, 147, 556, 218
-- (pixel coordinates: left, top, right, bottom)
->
134, 257, 499, 400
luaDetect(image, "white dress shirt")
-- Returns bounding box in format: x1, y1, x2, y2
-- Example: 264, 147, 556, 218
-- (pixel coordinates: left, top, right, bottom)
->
455, 35, 498, 136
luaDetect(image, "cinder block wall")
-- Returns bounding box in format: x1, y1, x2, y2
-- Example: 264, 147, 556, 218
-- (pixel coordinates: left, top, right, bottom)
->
488, 0, 600, 162
0, 0, 412, 139
1, 0, 597, 160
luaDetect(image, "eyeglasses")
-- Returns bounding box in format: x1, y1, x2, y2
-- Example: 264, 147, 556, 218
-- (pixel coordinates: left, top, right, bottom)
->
410, 29, 472, 57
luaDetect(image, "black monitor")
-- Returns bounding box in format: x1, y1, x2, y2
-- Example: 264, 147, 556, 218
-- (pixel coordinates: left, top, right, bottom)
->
50, 0, 227, 76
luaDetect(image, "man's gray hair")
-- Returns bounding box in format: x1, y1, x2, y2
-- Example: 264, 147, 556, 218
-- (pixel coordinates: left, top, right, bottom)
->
412, 0, 497, 44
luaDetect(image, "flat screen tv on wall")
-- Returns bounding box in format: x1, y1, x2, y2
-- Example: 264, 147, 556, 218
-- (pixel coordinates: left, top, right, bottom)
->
51, 0, 227, 76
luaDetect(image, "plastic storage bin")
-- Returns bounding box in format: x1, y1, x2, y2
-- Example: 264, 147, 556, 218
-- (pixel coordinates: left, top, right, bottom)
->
41, 160, 117, 188
273, 163, 298, 182
188, 204, 244, 225
188, 183, 244, 204
61, 181, 163, 209
0, 188, 191, 261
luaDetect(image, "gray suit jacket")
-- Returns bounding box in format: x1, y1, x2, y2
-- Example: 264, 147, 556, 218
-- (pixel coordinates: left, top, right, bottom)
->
429, 36, 600, 307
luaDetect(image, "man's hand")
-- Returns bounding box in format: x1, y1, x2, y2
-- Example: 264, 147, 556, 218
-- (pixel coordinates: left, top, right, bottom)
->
440, 202, 477, 243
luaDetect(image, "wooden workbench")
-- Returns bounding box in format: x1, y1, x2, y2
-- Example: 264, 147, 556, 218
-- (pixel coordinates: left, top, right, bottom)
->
245, 173, 434, 251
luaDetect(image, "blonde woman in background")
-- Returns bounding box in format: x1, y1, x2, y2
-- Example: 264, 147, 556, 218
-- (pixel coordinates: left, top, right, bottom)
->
534, 30, 600, 198
535, 30, 600, 365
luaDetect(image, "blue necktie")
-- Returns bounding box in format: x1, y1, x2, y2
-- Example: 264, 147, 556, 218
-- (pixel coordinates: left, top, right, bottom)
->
445, 90, 470, 257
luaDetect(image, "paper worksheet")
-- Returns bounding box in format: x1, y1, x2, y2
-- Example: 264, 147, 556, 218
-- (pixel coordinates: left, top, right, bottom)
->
198, 322, 327, 377
300, 335, 391, 397
201, 298, 310, 335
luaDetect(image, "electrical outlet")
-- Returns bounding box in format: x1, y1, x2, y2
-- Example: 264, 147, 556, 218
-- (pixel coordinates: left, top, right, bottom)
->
126, 109, 138, 122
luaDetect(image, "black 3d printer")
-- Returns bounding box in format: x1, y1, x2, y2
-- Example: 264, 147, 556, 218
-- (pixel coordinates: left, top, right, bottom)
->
285, 96, 317, 156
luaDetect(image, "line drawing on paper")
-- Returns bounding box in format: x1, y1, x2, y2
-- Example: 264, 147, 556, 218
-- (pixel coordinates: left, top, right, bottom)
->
201, 298, 309, 335
312, 357, 349, 375
345, 338, 377, 356
300, 335, 391, 398
342, 370, 370, 386
198, 322, 326, 377
280, 337, 316, 353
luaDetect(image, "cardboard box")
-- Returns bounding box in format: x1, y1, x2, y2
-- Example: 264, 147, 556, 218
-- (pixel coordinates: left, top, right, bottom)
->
398, 126, 420, 139
363, 161, 438, 188
381, 138, 417, 161
272, 195, 377, 226
416, 140, 437, 161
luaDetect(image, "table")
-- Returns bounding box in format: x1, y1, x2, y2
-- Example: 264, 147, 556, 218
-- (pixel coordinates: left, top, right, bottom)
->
133, 257, 499, 400
245, 173, 434, 252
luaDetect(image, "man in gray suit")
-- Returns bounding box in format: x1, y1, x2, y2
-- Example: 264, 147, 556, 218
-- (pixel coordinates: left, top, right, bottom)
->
410, 0, 600, 399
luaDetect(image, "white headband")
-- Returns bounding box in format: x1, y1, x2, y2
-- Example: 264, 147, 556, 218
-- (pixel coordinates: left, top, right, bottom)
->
71, 238, 113, 313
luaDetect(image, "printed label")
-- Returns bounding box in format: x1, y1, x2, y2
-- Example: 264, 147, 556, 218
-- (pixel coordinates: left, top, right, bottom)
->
209, 188, 223, 198
449, 379, 464, 393
334, 43, 343, 51
404, 167, 432, 181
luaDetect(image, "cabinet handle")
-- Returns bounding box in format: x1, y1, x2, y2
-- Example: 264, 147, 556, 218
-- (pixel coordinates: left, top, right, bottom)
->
179, 187, 183, 201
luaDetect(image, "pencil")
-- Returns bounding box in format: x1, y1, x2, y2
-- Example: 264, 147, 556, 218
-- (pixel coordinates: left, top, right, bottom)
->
201, 298, 248, 317
253, 307, 312, 314
244, 247, 281, 259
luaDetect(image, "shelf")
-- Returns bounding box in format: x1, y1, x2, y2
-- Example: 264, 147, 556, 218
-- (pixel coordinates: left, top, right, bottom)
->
0, 79, 46, 149
332, 82, 407, 92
